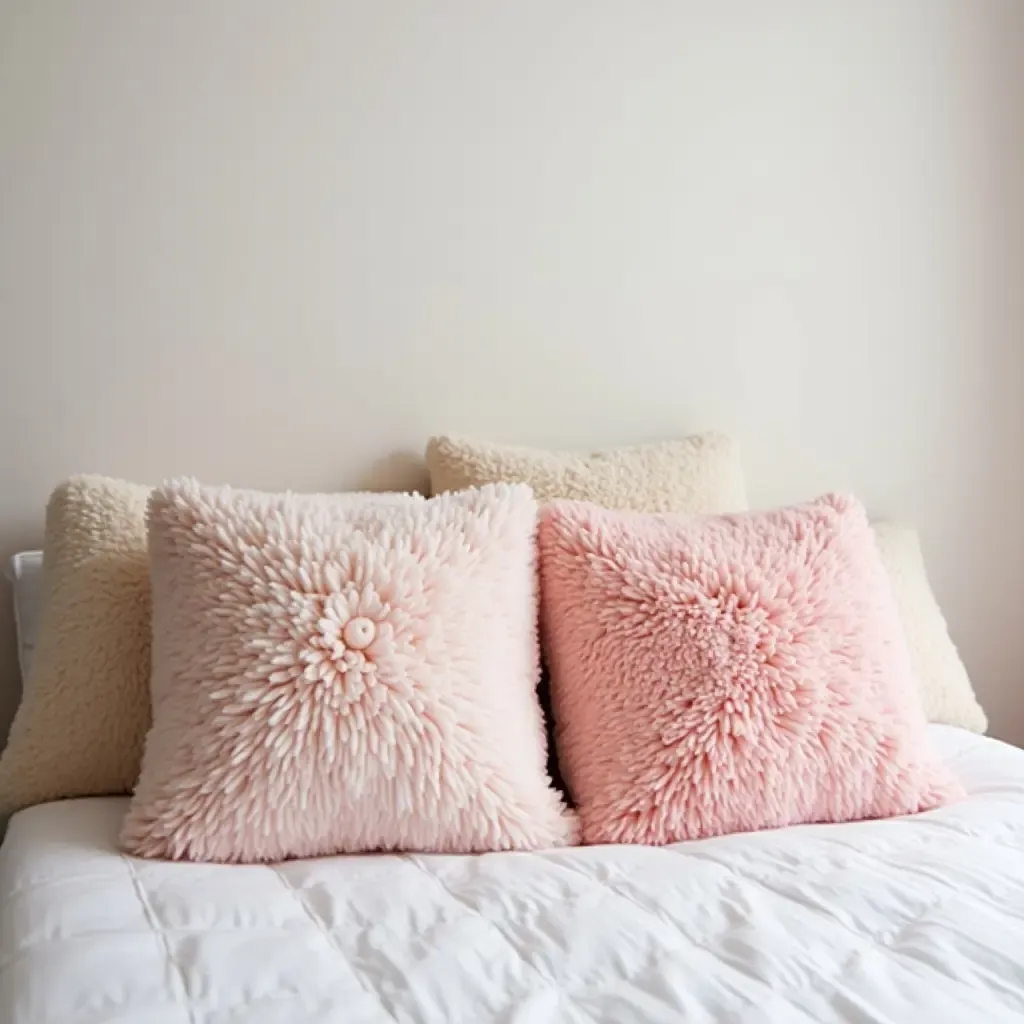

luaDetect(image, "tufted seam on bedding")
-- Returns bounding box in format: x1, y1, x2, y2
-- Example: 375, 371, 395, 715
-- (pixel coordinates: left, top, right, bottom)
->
3, 873, 129, 903
270, 864, 403, 1024
678, 830, 1021, 930
121, 854, 197, 1024
812, 892, 1024, 1015
555, 847, 967, 1023
670, 846, 905, 944
538, 853, 807, 1009
402, 855, 576, 1003
667, 840, 1024, 1010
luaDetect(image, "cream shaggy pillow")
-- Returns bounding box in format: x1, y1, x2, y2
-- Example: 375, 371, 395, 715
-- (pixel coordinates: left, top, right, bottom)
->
0, 476, 152, 814
121, 479, 575, 863
874, 522, 987, 733
426, 433, 748, 514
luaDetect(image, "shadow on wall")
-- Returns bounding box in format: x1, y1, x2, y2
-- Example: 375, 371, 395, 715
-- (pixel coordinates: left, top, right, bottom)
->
952, 1, 1024, 746
357, 451, 432, 495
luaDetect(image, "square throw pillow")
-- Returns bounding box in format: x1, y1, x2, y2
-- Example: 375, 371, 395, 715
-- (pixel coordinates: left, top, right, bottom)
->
426, 433, 747, 514
0, 477, 152, 815
873, 522, 987, 733
121, 479, 575, 863
538, 495, 964, 846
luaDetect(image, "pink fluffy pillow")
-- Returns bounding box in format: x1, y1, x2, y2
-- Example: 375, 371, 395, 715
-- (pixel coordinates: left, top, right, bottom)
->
121, 480, 575, 862
538, 495, 963, 846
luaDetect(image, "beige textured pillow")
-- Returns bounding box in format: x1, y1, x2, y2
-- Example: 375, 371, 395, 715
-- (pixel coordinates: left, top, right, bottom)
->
426, 433, 748, 514
0, 476, 152, 814
874, 522, 987, 733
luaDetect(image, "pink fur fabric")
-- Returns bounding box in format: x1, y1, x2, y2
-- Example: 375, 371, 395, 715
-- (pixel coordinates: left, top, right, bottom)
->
539, 495, 964, 846
121, 480, 575, 863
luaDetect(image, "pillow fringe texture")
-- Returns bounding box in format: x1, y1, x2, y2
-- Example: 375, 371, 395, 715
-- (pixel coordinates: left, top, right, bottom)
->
122, 479, 576, 863
538, 495, 965, 846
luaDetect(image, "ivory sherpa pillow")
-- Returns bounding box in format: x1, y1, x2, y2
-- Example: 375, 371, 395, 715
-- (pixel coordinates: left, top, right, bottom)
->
121, 479, 575, 863
873, 522, 987, 733
538, 496, 964, 846
0, 477, 152, 814
426, 433, 747, 514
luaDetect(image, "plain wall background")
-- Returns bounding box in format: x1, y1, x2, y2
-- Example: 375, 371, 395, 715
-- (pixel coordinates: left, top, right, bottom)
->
1, 2, 1021, 745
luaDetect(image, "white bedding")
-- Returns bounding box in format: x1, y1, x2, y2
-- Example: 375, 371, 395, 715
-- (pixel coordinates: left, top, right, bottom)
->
2, 725, 1023, 1024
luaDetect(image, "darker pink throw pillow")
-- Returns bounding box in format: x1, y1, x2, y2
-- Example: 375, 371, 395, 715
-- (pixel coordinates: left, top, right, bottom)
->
538, 495, 963, 845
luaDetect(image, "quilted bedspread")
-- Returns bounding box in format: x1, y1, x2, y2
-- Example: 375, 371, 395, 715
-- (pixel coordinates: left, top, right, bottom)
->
2, 725, 1024, 1023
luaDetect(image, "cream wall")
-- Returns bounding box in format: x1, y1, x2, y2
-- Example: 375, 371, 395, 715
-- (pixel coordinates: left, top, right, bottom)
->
0, 2, 1022, 743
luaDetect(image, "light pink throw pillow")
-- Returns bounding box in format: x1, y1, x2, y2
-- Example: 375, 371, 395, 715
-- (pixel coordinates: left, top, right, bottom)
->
121, 480, 575, 862
538, 495, 963, 846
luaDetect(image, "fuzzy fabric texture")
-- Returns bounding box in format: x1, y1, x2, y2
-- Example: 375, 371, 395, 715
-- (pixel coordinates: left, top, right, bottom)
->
426, 433, 748, 514
0, 477, 152, 815
538, 496, 964, 846
874, 522, 987, 733
121, 479, 574, 863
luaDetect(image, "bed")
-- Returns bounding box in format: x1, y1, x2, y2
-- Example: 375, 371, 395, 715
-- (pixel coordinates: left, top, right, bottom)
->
2, 724, 1024, 1023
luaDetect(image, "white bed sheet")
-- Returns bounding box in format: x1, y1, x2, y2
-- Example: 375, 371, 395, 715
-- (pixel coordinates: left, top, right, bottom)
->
2, 725, 1024, 1024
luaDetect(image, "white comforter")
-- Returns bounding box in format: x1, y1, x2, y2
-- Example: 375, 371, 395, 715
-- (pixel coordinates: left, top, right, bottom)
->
2, 725, 1024, 1023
